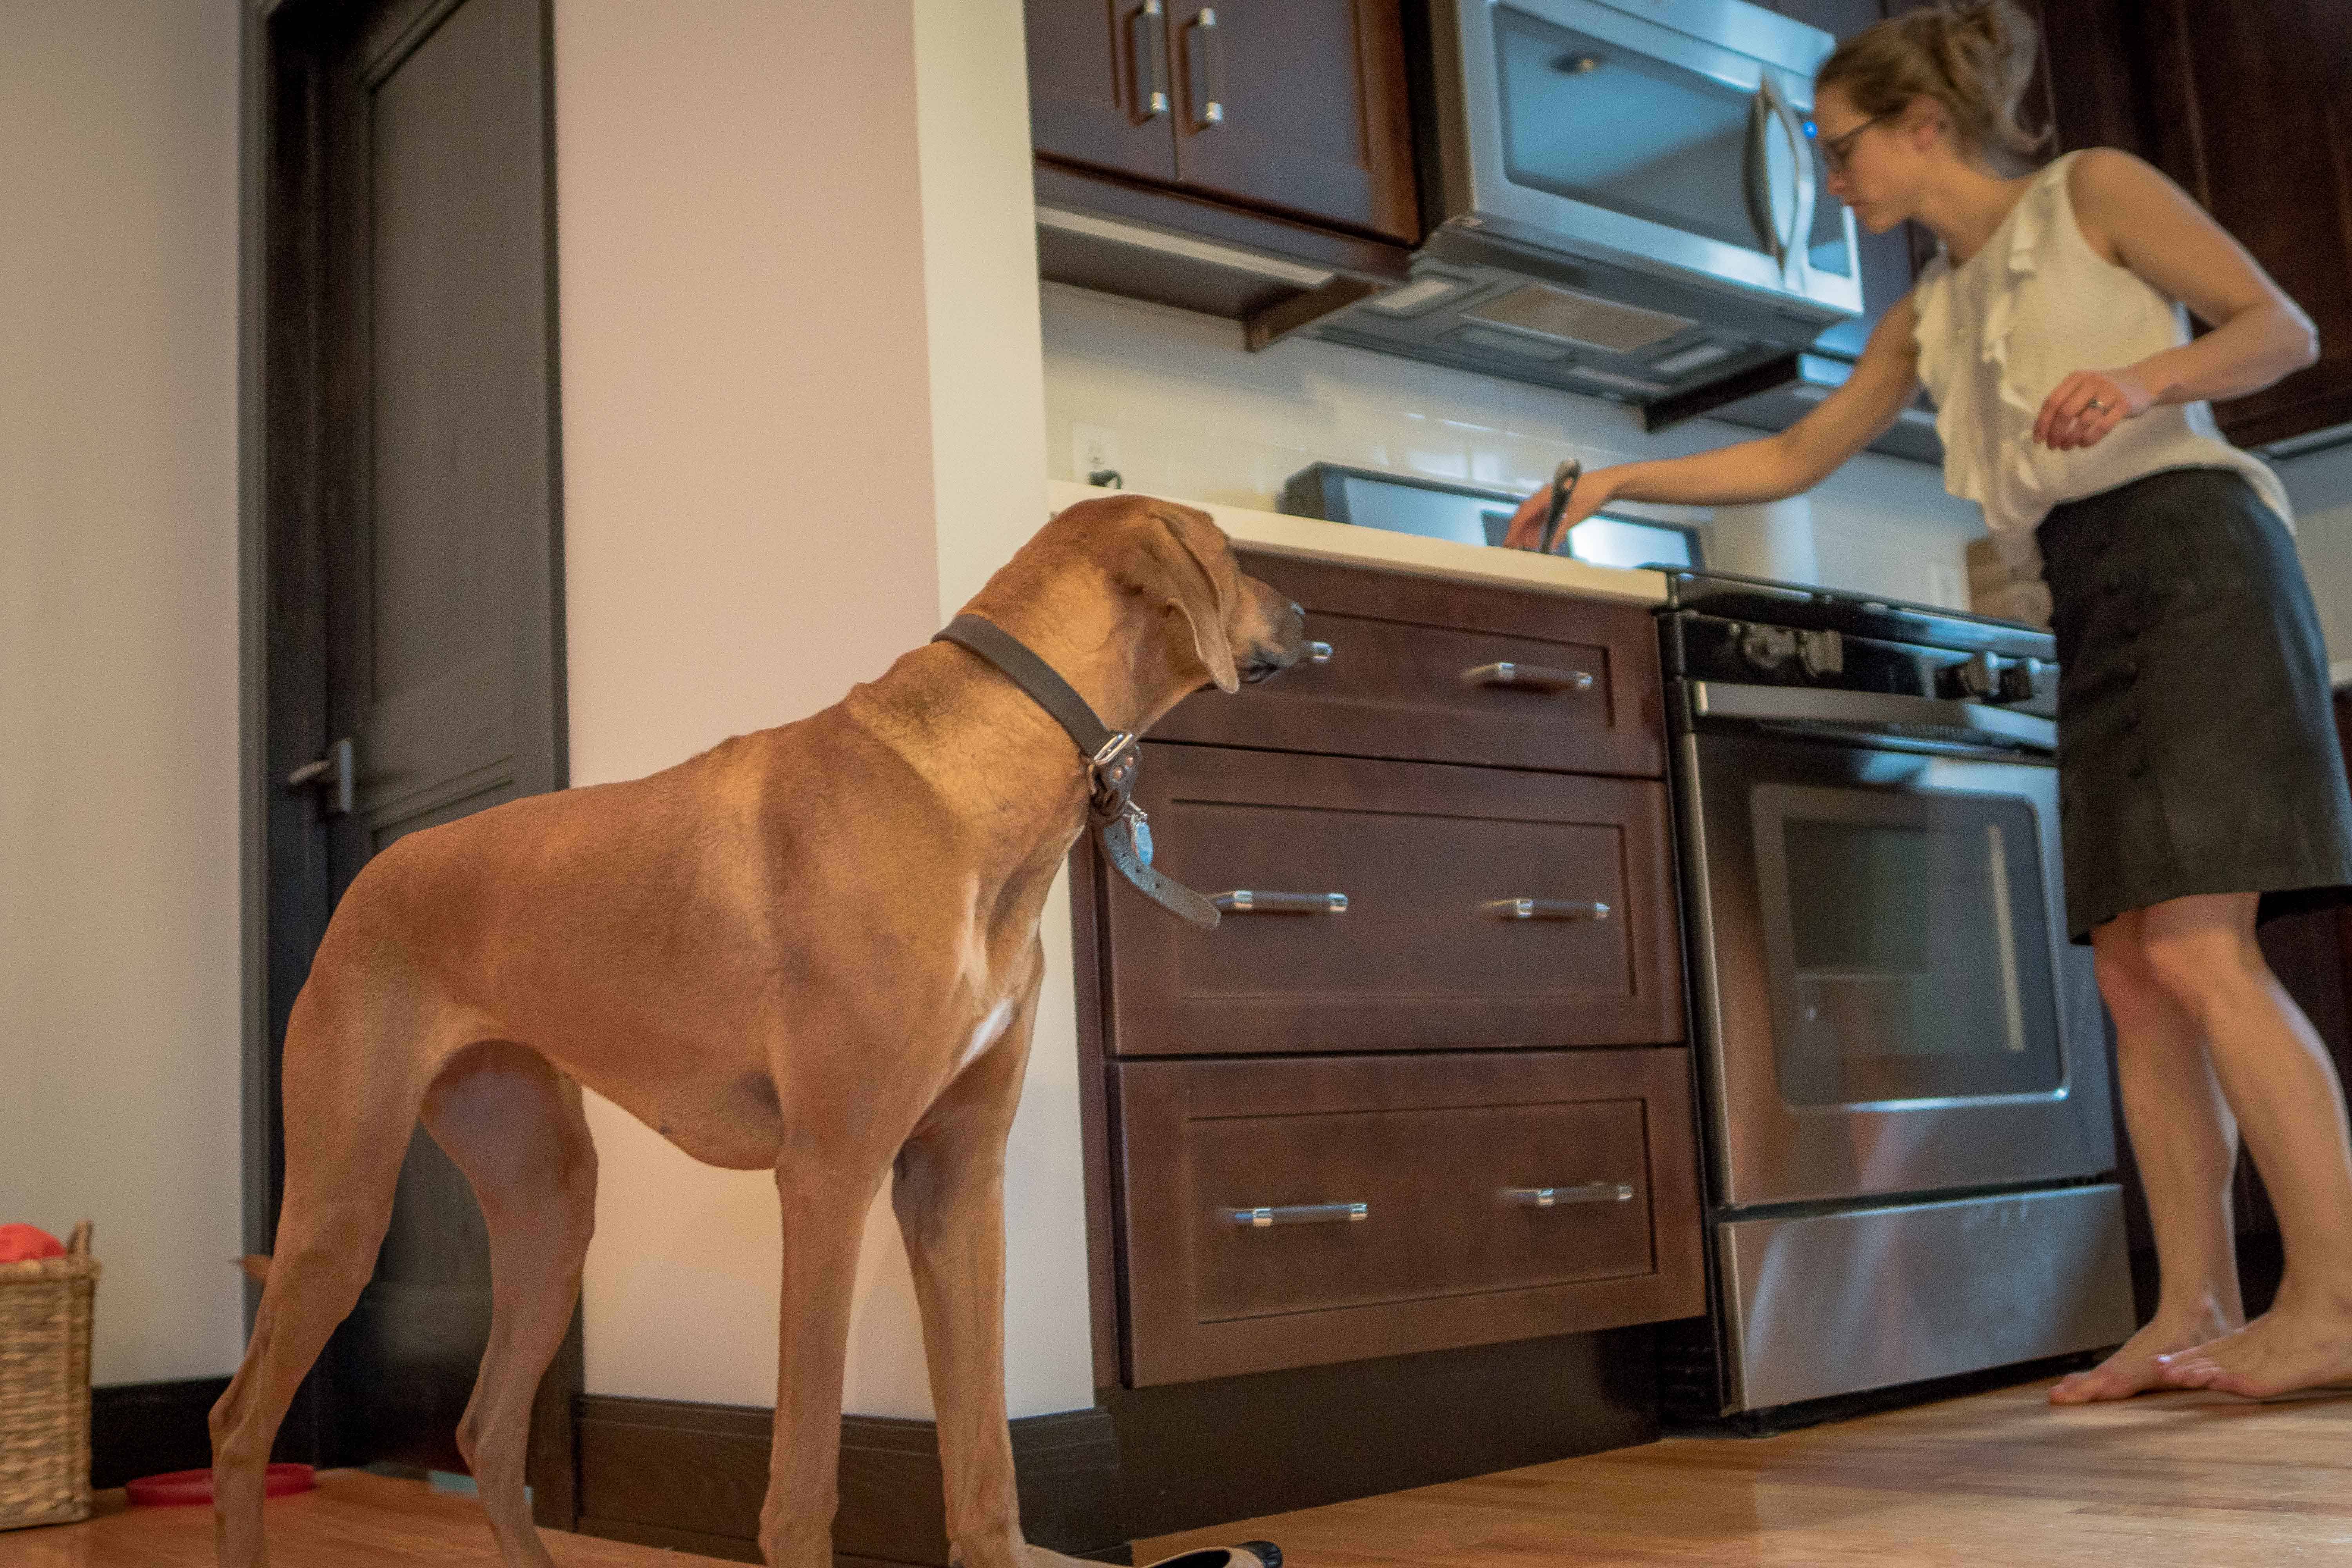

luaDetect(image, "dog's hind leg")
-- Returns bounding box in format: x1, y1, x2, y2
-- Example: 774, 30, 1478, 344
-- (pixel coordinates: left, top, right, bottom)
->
210, 965, 444, 1568
418, 1040, 597, 1568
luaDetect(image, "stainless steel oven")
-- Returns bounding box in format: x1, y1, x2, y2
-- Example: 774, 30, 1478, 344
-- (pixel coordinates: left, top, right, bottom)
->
1661, 572, 2136, 1420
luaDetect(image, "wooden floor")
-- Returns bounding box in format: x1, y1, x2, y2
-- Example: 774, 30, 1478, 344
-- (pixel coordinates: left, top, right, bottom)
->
0, 1471, 737, 1567
1133, 1379, 2352, 1568
5, 1378, 2346, 1567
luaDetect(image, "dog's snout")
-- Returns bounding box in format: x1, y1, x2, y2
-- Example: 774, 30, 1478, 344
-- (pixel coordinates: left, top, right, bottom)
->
1240, 597, 1312, 684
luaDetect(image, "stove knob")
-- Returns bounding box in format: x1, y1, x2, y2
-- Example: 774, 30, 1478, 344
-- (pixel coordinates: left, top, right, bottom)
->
1739, 624, 1798, 671
1941, 651, 1997, 700
1996, 656, 2041, 704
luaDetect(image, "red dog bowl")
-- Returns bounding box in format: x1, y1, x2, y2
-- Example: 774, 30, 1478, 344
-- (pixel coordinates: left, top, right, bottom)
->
125, 1464, 317, 1507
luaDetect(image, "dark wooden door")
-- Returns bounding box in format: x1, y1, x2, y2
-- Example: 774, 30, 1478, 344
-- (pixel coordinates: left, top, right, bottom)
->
260, 0, 570, 1515
2035, 0, 2352, 446
1166, 0, 1417, 241
1027, 0, 1181, 182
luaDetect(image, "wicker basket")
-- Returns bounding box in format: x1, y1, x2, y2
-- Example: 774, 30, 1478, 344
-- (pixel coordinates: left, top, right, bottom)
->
0, 1221, 99, 1530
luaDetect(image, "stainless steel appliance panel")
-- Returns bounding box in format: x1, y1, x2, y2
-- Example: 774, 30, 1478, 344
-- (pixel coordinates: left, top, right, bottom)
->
1431, 0, 1860, 318
1680, 730, 2111, 1207
1718, 1185, 2138, 1411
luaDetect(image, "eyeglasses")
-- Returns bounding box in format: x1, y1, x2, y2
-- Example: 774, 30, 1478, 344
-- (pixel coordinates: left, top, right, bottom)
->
1811, 113, 1891, 176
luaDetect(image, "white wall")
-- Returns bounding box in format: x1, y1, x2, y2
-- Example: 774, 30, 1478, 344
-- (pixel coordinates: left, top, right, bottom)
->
0, 0, 245, 1386
1040, 285, 1989, 608
557, 0, 1086, 1419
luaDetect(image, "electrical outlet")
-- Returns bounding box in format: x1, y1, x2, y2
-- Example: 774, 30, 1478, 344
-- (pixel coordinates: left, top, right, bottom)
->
1071, 423, 1120, 483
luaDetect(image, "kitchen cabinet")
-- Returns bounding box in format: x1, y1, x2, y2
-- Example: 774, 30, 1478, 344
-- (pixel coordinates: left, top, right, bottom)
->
1074, 551, 1701, 1390
1025, 0, 1418, 245
2034, 0, 2352, 448
1116, 1048, 1704, 1384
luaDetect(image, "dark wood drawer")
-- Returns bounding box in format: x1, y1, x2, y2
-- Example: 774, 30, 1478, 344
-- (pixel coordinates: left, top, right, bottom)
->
1114, 1048, 1704, 1385
1154, 550, 1664, 777
1102, 745, 1683, 1055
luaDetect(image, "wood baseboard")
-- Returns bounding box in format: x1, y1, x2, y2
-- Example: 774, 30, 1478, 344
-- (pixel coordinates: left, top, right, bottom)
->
574, 1325, 1657, 1565
90, 1376, 232, 1489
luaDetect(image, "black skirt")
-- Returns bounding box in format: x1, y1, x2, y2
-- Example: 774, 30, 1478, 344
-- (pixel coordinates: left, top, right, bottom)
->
2038, 466, 2352, 943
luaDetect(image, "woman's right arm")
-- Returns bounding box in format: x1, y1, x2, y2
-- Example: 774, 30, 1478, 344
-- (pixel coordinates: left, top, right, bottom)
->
1501, 292, 1924, 549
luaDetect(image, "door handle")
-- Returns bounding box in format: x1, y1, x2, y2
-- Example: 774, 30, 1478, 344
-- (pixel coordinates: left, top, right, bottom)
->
1210, 891, 1349, 915
1463, 662, 1592, 693
1229, 1202, 1367, 1228
1483, 898, 1610, 921
285, 737, 355, 818
1307, 641, 1334, 664
1127, 0, 1170, 121
1503, 1183, 1635, 1208
1181, 7, 1224, 129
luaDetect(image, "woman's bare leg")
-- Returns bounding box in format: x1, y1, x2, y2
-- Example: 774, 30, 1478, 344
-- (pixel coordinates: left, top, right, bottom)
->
2136, 893, 2352, 1397
2051, 909, 2244, 1402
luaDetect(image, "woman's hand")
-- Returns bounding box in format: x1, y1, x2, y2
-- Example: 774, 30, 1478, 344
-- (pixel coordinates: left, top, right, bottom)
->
1501, 466, 1619, 552
2033, 368, 2153, 452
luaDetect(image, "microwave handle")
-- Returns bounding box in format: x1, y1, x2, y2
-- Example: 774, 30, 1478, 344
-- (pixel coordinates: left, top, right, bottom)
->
1744, 78, 1804, 272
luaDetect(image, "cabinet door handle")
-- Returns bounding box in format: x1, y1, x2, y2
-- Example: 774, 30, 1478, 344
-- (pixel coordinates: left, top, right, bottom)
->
1503, 1183, 1635, 1208
1463, 661, 1593, 693
1307, 640, 1333, 664
1211, 890, 1349, 915
1230, 1202, 1367, 1228
1127, 0, 1170, 121
1483, 898, 1610, 922
1182, 7, 1224, 128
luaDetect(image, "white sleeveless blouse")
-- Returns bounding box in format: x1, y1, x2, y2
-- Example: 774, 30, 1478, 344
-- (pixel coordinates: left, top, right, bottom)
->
1909, 150, 2291, 546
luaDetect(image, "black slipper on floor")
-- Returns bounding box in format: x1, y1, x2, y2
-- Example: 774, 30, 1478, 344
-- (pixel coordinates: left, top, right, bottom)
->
1134, 1541, 1281, 1568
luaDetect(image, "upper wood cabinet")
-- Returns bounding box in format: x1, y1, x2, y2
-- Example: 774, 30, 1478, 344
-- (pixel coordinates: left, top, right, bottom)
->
2036, 0, 2352, 448
1025, 0, 1419, 245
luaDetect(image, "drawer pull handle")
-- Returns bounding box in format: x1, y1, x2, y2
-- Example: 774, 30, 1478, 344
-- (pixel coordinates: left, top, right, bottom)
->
1230, 1202, 1368, 1229
1211, 891, 1349, 915
1308, 641, 1334, 664
1464, 661, 1593, 693
1484, 898, 1611, 922
1505, 1183, 1635, 1208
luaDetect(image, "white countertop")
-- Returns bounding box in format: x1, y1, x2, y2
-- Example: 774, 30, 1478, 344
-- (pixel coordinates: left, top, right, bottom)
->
1046, 480, 1669, 605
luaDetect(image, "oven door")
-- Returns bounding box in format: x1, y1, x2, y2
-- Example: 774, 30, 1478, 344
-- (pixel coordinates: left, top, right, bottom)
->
1438, 0, 1862, 318
1680, 730, 2112, 1207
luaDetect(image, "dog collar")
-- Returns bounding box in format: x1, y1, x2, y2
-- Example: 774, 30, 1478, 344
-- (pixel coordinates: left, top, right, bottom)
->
932, 615, 1220, 928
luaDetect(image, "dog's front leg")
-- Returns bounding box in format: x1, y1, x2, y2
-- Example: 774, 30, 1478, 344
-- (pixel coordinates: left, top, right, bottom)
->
894, 978, 1097, 1568
761, 1151, 891, 1568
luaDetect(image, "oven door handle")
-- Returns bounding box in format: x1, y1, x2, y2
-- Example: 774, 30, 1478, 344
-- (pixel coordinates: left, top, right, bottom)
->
1689, 681, 2057, 753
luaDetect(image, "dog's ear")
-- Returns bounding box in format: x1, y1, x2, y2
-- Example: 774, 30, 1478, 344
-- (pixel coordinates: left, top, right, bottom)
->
1140, 506, 1240, 694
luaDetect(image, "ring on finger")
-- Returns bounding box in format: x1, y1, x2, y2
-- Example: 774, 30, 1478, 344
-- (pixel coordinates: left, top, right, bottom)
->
2085, 397, 2109, 413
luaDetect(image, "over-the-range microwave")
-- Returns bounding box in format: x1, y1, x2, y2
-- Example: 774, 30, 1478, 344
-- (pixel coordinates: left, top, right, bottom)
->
1306, 0, 1865, 418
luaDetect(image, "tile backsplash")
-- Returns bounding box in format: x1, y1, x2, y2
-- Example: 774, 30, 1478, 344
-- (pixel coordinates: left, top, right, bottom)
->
1040, 283, 1989, 608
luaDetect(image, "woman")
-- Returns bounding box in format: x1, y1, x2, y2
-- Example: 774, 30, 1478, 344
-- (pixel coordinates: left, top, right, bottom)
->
1504, 0, 2352, 1401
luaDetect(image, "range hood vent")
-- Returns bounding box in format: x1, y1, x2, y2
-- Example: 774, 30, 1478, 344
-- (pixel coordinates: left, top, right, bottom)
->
1465, 283, 1694, 355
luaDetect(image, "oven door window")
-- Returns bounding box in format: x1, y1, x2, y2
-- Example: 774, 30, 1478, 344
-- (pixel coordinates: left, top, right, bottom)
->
1753, 784, 2064, 1106
1494, 6, 1785, 258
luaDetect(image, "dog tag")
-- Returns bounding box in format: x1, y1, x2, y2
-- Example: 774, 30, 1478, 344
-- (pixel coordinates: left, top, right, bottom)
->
1125, 805, 1154, 866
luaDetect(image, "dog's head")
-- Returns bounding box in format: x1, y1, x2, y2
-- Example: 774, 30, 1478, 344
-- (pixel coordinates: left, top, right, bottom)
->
1088, 494, 1308, 697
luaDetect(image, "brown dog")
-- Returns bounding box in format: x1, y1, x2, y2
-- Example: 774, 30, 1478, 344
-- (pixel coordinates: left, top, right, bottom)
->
209, 495, 1308, 1568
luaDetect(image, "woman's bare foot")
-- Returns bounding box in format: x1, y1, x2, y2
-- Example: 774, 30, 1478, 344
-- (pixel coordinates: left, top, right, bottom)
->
2154, 1286, 2352, 1398
2049, 1309, 2237, 1404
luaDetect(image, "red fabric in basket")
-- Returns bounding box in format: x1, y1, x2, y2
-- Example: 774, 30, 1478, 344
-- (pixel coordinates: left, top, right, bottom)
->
0, 1223, 65, 1262
126, 1464, 318, 1507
